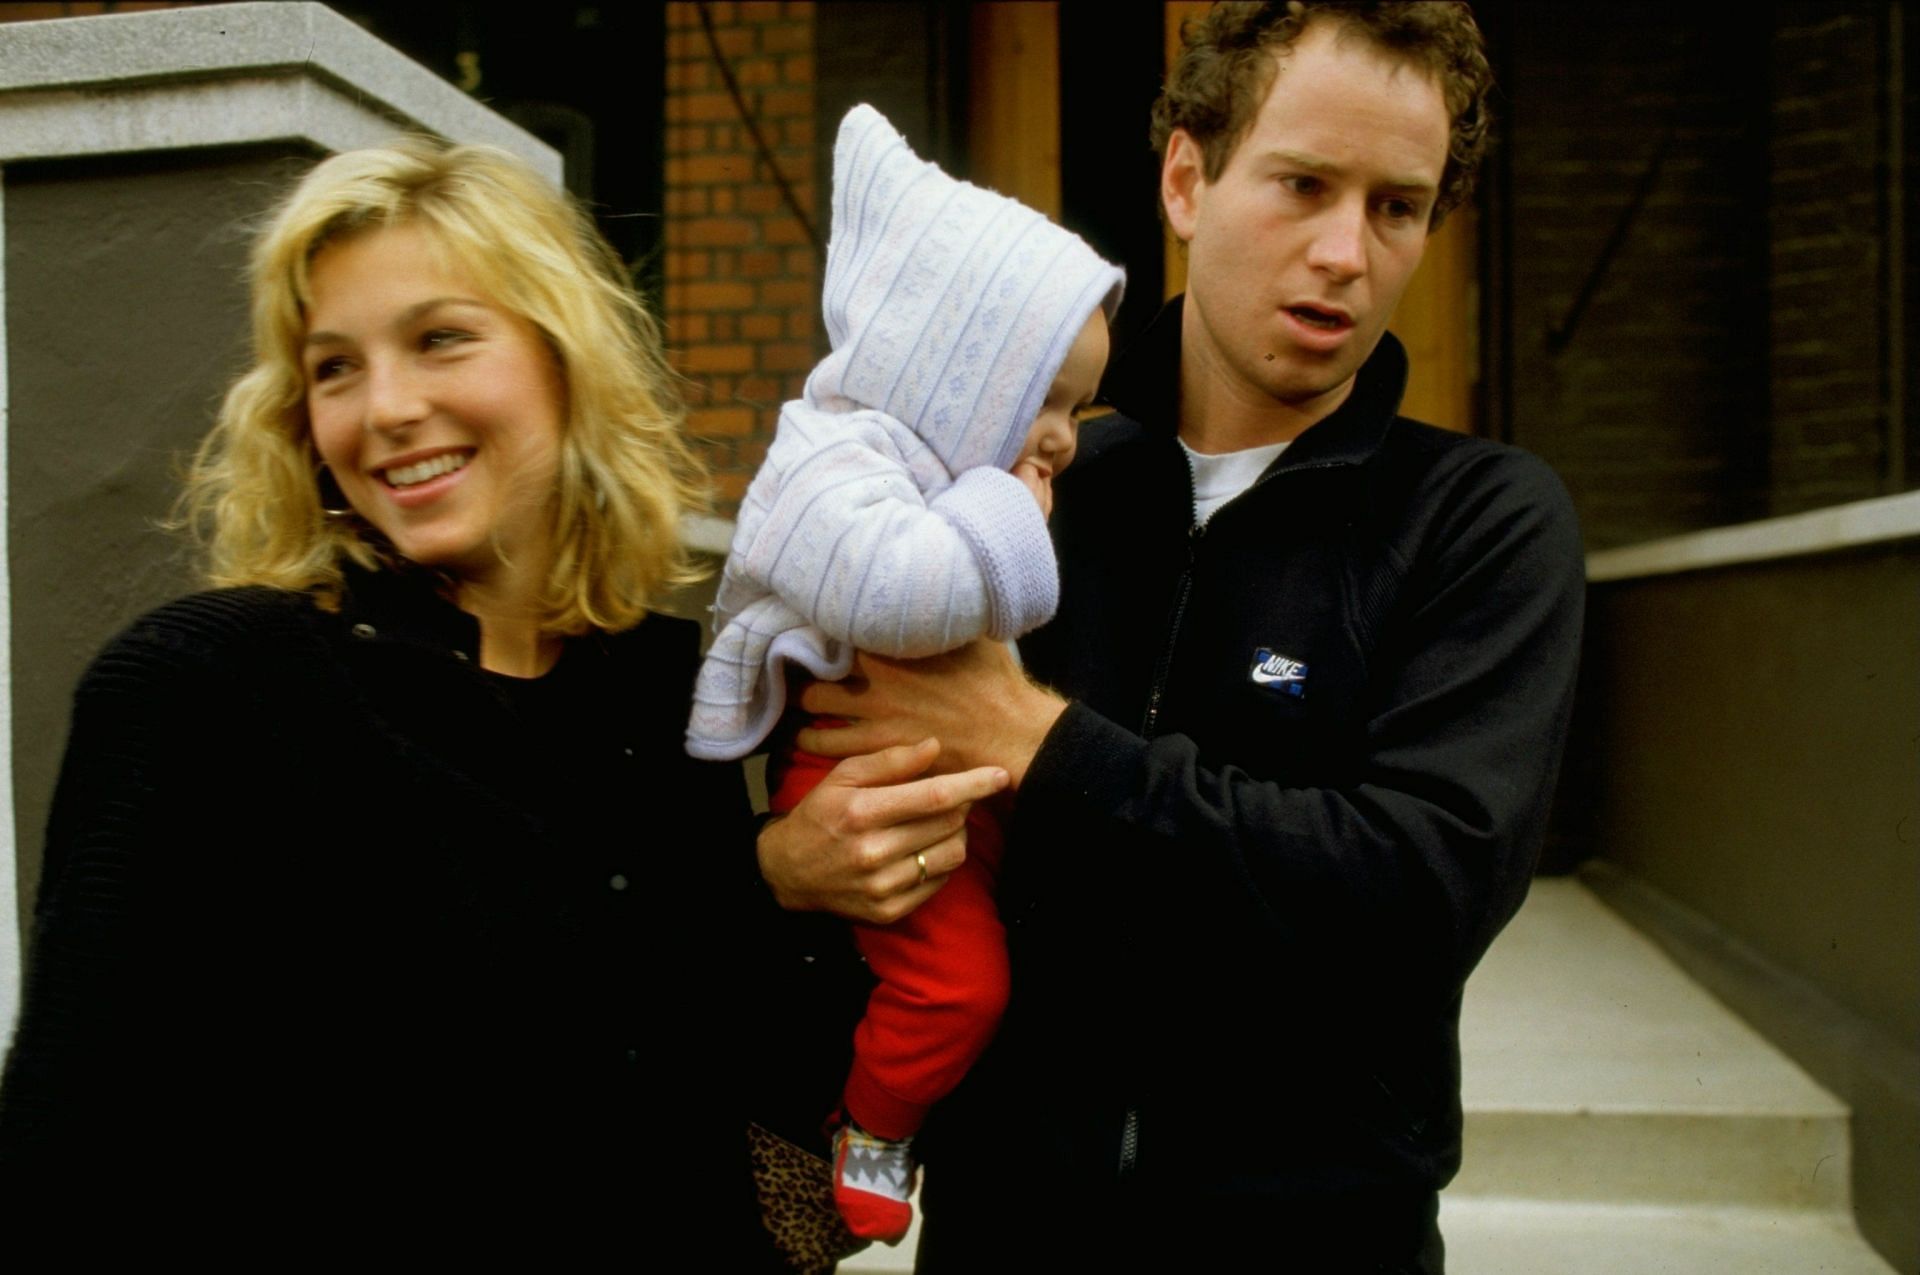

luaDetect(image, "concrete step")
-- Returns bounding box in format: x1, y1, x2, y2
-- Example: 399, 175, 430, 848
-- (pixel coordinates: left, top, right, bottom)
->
841, 1199, 1903, 1274
1440, 1198, 1897, 1274
840, 1227, 916, 1273
1441, 879, 1894, 1272
1454, 879, 1849, 1210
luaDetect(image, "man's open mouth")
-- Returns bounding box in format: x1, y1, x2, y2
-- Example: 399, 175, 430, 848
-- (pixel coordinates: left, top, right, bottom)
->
1286, 305, 1351, 331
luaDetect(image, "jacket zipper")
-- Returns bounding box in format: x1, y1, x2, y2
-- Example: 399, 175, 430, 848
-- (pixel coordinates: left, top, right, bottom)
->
1121, 454, 1350, 1179
1138, 453, 1352, 737
1140, 519, 1205, 739
1125, 456, 1212, 1177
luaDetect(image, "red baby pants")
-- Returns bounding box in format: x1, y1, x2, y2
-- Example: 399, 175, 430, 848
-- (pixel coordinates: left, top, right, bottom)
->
771, 735, 1010, 1142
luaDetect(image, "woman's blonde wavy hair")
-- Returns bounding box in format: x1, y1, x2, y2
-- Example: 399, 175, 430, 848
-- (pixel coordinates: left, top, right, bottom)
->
178, 136, 707, 635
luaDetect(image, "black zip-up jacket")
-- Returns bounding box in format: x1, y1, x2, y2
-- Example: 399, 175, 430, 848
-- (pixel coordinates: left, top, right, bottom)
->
918, 302, 1585, 1270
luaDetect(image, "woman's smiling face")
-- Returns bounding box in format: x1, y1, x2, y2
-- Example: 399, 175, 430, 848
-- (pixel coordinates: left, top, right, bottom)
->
302, 222, 566, 593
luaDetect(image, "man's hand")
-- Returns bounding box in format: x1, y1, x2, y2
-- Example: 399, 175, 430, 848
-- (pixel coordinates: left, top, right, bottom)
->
756, 738, 1009, 924
795, 639, 1067, 785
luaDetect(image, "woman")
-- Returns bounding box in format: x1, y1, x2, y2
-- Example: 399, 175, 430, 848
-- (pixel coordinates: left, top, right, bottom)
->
0, 139, 763, 1236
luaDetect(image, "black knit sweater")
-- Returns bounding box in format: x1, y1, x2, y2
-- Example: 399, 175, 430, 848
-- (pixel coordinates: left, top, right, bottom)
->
0, 568, 763, 1232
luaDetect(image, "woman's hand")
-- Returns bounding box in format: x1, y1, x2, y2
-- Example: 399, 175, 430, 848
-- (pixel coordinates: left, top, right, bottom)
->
756, 737, 1010, 924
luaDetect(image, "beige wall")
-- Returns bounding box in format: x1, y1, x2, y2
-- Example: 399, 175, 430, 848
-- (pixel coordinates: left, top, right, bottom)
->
1581, 541, 1920, 1269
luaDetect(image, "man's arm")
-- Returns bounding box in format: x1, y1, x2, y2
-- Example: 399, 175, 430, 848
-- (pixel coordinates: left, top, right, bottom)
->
797, 449, 1584, 984
795, 639, 1064, 785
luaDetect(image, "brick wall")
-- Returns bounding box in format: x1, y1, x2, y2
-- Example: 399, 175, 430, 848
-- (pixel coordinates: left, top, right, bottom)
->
1499, 1, 1910, 548
1502, 3, 1772, 549
1768, 1, 1891, 517
662, 1, 820, 518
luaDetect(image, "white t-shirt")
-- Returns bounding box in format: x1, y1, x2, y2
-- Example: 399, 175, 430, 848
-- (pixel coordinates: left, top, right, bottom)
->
1179, 437, 1290, 525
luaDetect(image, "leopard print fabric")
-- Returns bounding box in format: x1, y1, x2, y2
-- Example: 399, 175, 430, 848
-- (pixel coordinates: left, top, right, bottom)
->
747, 1121, 871, 1272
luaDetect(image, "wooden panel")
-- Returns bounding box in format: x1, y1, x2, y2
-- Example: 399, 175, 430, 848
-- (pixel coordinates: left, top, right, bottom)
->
969, 1, 1061, 218
1390, 207, 1478, 433
1162, 0, 1211, 299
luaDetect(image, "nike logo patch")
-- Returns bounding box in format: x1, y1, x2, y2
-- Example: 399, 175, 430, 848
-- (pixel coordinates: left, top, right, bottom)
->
1250, 648, 1308, 699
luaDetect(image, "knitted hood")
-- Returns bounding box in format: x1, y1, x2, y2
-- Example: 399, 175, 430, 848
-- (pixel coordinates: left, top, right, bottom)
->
804, 104, 1126, 476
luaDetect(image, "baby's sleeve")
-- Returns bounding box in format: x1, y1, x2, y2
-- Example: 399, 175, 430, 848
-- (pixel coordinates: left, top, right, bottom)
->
734, 407, 1057, 655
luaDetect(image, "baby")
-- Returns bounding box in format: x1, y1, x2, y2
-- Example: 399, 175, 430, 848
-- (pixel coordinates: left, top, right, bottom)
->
688, 103, 1121, 1243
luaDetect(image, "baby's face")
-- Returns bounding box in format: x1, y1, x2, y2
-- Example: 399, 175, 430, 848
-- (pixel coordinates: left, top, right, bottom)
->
1012, 311, 1109, 518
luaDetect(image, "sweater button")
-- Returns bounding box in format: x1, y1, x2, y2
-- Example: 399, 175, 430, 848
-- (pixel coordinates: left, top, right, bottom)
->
452, 649, 471, 663
350, 622, 376, 640
609, 873, 629, 892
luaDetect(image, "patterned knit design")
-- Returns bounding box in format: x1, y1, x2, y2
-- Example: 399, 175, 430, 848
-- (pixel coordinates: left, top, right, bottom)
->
685, 105, 1122, 761
806, 105, 1125, 474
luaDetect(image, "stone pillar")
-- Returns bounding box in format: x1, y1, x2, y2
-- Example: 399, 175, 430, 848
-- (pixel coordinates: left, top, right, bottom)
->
0, 1, 557, 1043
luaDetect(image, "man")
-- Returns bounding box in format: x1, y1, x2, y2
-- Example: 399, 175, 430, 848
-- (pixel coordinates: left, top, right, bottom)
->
758, 3, 1583, 1269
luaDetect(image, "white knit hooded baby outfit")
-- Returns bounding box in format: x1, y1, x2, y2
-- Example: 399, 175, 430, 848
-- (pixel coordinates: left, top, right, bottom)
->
686, 104, 1124, 760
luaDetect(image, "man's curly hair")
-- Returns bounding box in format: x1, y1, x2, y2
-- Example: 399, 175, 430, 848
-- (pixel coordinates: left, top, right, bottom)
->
1151, 1, 1493, 228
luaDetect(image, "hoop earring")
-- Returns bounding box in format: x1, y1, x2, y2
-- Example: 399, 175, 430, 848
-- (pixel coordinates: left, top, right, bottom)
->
316, 464, 356, 518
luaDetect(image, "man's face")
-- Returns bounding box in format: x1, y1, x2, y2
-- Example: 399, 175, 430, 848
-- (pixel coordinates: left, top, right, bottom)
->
1163, 21, 1449, 426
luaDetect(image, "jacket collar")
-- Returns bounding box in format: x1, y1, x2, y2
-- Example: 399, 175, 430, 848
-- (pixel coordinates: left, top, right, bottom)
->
1102, 295, 1409, 471
335, 561, 483, 660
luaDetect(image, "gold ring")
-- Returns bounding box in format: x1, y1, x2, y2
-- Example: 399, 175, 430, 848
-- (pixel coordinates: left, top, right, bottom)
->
916, 851, 929, 885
